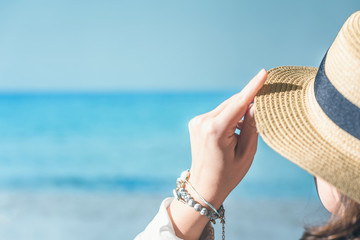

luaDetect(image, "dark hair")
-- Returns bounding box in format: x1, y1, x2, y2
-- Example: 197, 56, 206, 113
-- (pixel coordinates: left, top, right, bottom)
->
301, 194, 360, 240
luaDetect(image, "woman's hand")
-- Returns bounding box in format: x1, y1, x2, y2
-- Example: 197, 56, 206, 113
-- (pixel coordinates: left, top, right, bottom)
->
168, 69, 268, 240
188, 68, 268, 207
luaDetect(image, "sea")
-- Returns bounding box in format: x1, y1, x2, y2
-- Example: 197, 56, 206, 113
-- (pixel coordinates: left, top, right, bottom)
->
0, 92, 327, 240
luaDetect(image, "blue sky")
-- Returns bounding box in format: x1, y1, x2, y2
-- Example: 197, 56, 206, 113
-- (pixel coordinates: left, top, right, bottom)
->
0, 1, 359, 91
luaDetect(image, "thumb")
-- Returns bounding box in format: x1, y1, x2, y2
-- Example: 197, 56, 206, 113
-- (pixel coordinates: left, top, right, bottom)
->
236, 104, 258, 159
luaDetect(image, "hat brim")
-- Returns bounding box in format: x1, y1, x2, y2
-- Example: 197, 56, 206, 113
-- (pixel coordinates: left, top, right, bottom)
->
254, 66, 360, 203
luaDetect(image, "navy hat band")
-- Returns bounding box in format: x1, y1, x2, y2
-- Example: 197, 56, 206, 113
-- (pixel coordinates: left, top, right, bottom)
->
314, 53, 360, 140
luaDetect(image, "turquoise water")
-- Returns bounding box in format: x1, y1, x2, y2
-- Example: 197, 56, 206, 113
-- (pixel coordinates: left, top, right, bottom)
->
0, 92, 318, 198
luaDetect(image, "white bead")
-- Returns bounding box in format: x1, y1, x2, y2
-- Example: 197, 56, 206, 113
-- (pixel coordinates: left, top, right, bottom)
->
187, 199, 196, 207
200, 208, 208, 216
180, 170, 189, 181
173, 189, 178, 199
194, 203, 201, 212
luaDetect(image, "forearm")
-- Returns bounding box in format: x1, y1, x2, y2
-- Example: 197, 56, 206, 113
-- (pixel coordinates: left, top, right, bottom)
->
167, 199, 209, 240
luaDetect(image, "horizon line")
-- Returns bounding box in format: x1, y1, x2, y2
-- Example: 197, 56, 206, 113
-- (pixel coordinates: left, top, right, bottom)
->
0, 89, 237, 95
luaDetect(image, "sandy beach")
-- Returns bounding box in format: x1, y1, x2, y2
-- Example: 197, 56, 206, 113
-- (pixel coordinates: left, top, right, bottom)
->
0, 191, 329, 240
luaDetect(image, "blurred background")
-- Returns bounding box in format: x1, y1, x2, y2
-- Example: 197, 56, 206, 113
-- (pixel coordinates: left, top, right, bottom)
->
0, 1, 359, 239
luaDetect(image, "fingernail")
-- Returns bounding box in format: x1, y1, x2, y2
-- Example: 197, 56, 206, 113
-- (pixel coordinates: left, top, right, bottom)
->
250, 106, 256, 128
249, 104, 255, 118
256, 68, 265, 76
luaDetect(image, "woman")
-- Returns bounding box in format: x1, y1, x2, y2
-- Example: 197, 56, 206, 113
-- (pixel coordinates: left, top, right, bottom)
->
136, 11, 360, 240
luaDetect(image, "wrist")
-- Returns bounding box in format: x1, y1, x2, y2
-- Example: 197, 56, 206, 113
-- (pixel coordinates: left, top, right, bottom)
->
187, 173, 228, 209
170, 169, 227, 240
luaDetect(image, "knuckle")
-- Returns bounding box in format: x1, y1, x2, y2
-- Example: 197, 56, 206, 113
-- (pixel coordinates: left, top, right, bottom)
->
236, 93, 247, 107
188, 115, 220, 136
188, 115, 204, 129
202, 119, 219, 135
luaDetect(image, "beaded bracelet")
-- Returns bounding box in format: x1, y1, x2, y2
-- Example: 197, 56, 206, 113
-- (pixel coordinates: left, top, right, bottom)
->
173, 169, 225, 239
173, 170, 224, 221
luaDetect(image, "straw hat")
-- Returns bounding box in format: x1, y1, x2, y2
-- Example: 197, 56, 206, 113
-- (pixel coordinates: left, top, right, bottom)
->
254, 11, 360, 203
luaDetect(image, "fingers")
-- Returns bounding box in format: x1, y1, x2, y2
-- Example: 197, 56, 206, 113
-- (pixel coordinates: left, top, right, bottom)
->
236, 104, 258, 158
236, 120, 244, 131
216, 69, 267, 132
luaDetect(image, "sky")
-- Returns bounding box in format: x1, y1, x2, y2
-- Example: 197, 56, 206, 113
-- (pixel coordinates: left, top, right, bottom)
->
0, 1, 359, 91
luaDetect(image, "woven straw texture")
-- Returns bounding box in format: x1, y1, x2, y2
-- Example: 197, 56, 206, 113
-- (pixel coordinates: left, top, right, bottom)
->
254, 11, 360, 203
325, 11, 360, 108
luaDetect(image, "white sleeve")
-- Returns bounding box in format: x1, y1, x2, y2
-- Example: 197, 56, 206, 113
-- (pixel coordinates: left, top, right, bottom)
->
134, 197, 183, 240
